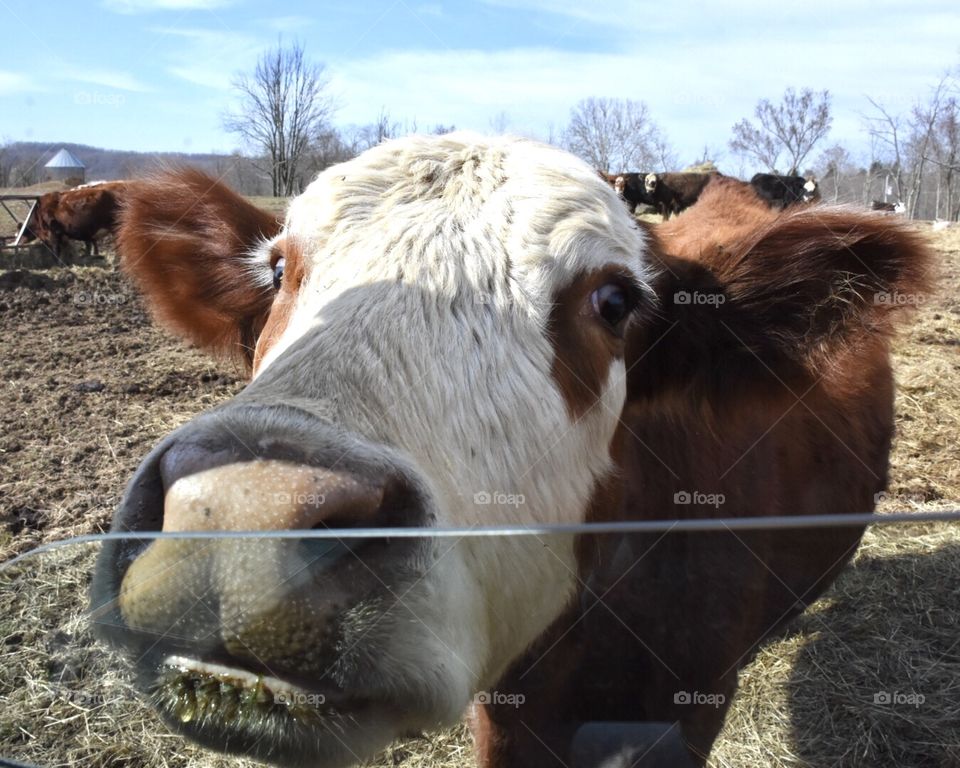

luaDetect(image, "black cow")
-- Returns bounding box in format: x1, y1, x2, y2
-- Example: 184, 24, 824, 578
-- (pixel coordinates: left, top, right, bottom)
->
871, 200, 906, 214
750, 173, 819, 209
643, 172, 714, 219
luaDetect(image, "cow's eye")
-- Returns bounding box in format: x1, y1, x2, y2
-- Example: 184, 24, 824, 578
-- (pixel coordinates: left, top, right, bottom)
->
272, 258, 285, 290
591, 283, 634, 331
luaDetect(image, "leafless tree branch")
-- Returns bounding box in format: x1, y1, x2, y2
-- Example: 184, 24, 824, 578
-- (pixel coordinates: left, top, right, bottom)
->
223, 41, 336, 197
729, 88, 832, 174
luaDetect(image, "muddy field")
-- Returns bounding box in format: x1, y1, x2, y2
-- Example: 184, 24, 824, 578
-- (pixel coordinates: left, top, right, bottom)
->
1, 223, 959, 767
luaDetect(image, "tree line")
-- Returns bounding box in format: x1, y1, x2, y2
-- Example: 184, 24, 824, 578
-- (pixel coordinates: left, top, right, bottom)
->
3, 42, 958, 221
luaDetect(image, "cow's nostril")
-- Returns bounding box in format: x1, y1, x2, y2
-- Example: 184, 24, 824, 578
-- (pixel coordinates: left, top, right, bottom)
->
311, 473, 418, 531
159, 442, 244, 493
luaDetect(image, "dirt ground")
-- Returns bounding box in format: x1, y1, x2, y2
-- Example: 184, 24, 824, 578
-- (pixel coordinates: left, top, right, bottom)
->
0, 221, 958, 767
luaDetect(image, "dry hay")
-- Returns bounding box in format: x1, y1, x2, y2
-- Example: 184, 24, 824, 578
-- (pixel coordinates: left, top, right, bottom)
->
0, 223, 957, 767
710, 521, 960, 767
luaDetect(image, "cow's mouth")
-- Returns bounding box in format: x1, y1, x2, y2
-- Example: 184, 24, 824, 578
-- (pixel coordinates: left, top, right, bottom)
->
149, 656, 385, 766
153, 656, 362, 725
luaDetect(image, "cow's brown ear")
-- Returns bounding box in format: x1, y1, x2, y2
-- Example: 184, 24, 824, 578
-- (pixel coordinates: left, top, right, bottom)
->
117, 169, 282, 370
629, 206, 933, 400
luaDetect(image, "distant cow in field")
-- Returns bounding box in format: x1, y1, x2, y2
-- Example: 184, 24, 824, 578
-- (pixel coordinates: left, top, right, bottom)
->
24, 182, 128, 258
872, 200, 906, 214
750, 173, 819, 209
13, 206, 45, 244
643, 171, 714, 219
612, 172, 656, 213
89, 134, 932, 768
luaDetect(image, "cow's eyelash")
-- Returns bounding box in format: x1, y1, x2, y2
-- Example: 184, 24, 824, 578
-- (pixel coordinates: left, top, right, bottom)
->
243, 243, 276, 290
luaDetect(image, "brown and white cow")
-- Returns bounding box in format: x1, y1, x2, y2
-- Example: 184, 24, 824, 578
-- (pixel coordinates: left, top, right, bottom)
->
90, 134, 930, 768
615, 172, 657, 214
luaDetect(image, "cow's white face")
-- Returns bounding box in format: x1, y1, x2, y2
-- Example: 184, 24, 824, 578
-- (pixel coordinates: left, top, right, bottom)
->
93, 133, 654, 767
644, 172, 658, 193
250, 128, 654, 697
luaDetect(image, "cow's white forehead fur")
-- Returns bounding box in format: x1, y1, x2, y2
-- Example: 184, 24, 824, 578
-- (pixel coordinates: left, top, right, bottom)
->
248, 132, 652, 703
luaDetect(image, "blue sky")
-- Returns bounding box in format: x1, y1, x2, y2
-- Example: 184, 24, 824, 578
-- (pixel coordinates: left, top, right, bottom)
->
1, 0, 957, 171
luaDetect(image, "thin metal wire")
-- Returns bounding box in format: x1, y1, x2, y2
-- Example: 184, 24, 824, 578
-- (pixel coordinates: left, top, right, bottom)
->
3, 510, 959, 572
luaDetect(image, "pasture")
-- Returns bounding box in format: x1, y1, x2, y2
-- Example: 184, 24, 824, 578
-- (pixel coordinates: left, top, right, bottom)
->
0, 211, 958, 767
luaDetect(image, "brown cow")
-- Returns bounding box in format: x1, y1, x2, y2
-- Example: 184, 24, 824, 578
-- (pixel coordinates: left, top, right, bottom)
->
643, 171, 714, 219
89, 137, 930, 768
25, 181, 128, 257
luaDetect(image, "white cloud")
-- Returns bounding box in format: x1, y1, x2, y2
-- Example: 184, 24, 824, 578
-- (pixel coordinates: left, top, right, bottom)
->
328, 23, 957, 169
152, 27, 262, 90
478, 0, 954, 35
478, 0, 634, 28
263, 15, 315, 32
102, 0, 233, 12
63, 68, 151, 92
0, 70, 37, 95
415, 3, 444, 17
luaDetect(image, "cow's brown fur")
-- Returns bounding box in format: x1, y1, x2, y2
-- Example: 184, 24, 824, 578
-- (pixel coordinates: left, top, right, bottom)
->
253, 238, 306, 372
117, 168, 282, 369
472, 175, 932, 767
547, 265, 652, 420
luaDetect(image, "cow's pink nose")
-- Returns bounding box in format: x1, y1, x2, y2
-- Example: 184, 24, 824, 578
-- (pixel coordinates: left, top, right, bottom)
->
157, 442, 396, 531
161, 459, 387, 532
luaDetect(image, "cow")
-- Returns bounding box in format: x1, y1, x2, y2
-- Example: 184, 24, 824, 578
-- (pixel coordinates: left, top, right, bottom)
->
643, 171, 714, 219
614, 172, 657, 213
23, 181, 128, 257
750, 173, 820, 209
872, 200, 907, 214
595, 171, 653, 214
12, 206, 45, 245
89, 135, 930, 768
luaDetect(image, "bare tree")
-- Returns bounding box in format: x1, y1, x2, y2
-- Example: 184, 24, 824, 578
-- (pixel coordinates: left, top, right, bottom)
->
729, 88, 832, 174
905, 81, 947, 218
816, 143, 854, 202
651, 133, 678, 171
862, 98, 906, 203
12, 160, 38, 187
563, 97, 670, 172
298, 127, 356, 188
865, 76, 954, 218
489, 111, 510, 134
927, 96, 960, 219
351, 108, 403, 152
0, 141, 11, 188
692, 143, 724, 169
224, 41, 335, 197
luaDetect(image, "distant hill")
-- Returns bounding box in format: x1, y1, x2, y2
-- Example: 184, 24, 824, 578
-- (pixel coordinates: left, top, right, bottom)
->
1, 141, 270, 195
